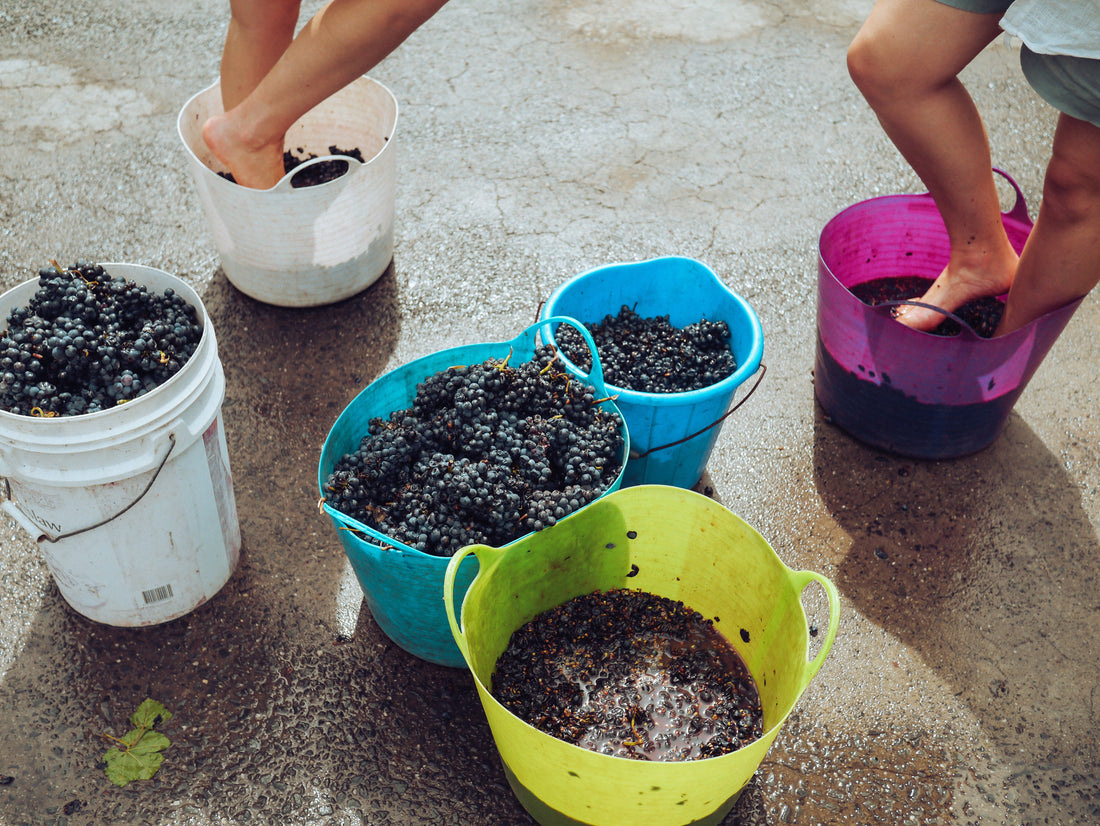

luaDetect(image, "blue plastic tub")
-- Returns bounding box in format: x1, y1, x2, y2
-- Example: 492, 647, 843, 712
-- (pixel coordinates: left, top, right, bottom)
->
541, 257, 764, 489
317, 318, 629, 667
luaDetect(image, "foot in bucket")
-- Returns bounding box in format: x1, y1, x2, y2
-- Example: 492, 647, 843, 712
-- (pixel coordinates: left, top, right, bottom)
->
891, 250, 1017, 332
848, 0, 1100, 337
205, 0, 449, 189
847, 0, 1019, 334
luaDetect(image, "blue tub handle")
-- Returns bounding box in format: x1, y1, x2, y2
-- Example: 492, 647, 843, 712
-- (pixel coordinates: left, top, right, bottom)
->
630, 363, 767, 460
530, 315, 611, 398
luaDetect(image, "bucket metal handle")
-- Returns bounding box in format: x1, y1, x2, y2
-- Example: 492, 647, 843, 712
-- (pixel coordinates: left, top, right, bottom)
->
786, 567, 841, 685
2, 432, 176, 544
630, 363, 767, 461
876, 299, 987, 342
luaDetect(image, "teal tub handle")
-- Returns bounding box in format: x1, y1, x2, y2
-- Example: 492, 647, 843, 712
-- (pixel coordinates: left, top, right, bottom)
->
529, 316, 610, 398
319, 500, 423, 554
786, 567, 840, 687
444, 543, 507, 663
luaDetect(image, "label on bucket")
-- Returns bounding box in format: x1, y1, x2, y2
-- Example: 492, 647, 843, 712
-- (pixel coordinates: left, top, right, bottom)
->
141, 583, 176, 605
203, 416, 241, 561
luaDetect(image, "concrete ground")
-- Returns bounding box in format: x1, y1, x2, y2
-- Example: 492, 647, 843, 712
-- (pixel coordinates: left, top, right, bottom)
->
1, 0, 1098, 823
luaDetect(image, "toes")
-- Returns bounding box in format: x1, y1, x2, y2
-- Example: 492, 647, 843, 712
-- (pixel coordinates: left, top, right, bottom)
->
892, 303, 944, 332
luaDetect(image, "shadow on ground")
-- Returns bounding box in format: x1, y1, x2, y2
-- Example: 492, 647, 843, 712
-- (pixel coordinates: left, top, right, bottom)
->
813, 406, 1100, 822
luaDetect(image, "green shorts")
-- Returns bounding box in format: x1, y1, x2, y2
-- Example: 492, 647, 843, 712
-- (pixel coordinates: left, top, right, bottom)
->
934, 0, 1012, 12
1021, 47, 1100, 128
935, 0, 1100, 127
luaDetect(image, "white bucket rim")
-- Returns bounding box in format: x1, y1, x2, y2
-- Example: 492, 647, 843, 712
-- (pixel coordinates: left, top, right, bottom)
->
0, 263, 216, 437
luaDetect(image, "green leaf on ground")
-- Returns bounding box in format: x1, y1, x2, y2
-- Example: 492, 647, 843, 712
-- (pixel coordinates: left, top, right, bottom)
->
129, 698, 172, 730
102, 699, 173, 788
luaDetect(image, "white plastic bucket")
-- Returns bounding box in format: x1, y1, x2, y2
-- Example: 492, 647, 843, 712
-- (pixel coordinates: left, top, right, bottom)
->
177, 76, 398, 307
0, 264, 242, 626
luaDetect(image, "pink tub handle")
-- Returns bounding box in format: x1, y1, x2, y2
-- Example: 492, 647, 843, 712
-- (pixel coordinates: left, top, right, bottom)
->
993, 167, 1031, 227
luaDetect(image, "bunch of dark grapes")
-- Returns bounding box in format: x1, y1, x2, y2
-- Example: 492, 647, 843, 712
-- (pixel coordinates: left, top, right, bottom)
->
555, 305, 738, 393
0, 261, 202, 417
323, 345, 625, 556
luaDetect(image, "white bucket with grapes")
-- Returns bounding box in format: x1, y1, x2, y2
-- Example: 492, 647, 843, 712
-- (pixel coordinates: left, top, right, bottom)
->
0, 262, 241, 626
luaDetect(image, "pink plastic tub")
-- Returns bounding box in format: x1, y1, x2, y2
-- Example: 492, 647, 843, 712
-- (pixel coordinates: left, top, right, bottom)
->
815, 171, 1082, 459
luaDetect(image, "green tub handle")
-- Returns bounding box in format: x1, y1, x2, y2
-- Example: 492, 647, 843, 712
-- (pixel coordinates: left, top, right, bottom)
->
444, 543, 507, 663
786, 567, 841, 687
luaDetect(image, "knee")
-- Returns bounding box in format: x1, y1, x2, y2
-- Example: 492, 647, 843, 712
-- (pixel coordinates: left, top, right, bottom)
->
1042, 150, 1100, 225
847, 30, 898, 105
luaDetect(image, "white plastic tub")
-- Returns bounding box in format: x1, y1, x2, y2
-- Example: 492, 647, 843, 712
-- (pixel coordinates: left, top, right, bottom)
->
177, 76, 399, 307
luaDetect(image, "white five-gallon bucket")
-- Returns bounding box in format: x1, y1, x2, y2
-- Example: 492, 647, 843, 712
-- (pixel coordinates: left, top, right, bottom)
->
0, 264, 241, 626
177, 76, 398, 308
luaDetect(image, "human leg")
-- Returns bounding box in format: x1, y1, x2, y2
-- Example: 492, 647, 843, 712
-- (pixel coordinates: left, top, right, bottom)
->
219, 0, 302, 112
996, 114, 1100, 336
205, 0, 450, 189
847, 0, 1018, 331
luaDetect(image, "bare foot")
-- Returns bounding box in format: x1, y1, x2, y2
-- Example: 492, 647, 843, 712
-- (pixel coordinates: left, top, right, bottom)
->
893, 249, 1019, 332
202, 112, 285, 190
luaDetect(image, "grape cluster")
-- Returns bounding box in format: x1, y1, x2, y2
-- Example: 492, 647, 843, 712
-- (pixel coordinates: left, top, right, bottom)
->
323, 345, 625, 556
0, 261, 202, 417
555, 305, 738, 393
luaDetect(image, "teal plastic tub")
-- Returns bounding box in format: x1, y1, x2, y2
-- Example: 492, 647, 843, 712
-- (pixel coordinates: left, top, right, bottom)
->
541, 257, 763, 489
318, 318, 629, 667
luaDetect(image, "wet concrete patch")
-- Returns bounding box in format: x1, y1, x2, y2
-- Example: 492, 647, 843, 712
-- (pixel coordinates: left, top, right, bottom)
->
2, 0, 1098, 822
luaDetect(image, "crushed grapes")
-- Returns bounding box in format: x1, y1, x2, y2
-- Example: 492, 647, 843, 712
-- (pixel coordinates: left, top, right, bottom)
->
492, 588, 763, 761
